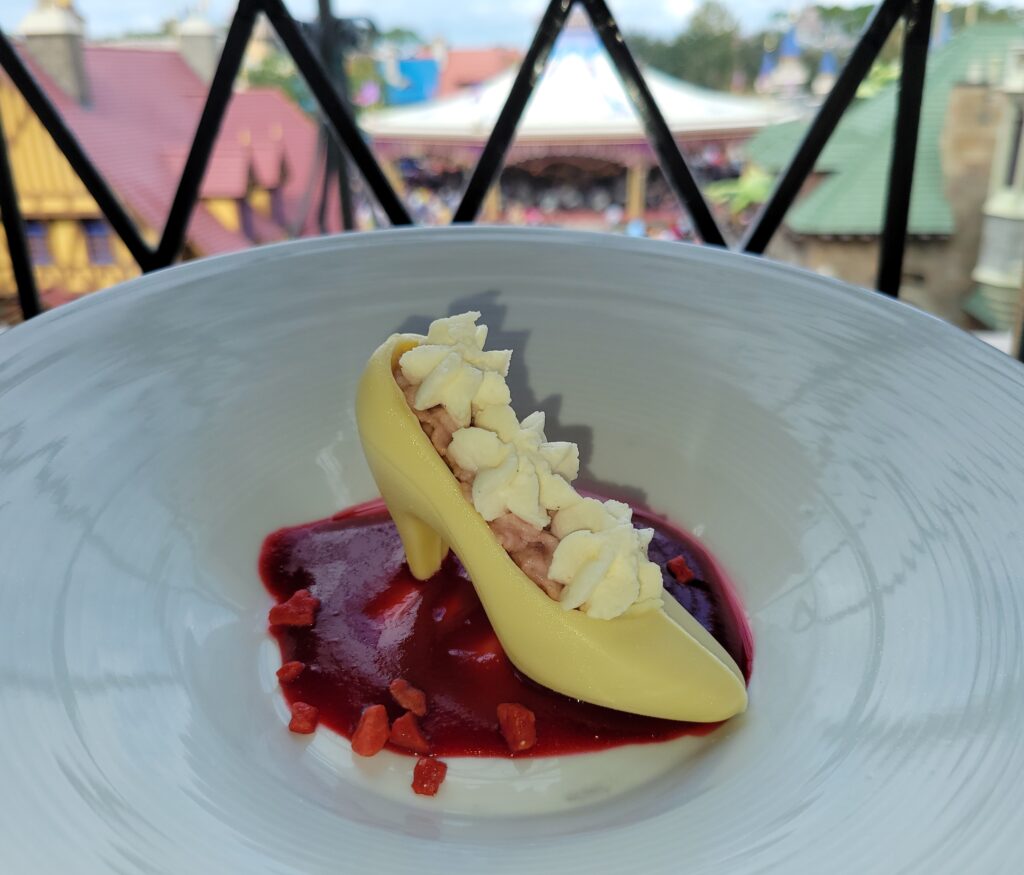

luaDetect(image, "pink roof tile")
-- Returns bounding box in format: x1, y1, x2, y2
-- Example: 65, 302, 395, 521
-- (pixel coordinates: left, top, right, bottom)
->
199, 146, 251, 198
251, 140, 286, 189
11, 43, 327, 256
433, 47, 522, 97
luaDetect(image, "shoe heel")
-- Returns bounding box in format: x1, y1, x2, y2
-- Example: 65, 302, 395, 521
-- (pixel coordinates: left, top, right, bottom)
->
367, 452, 450, 580
390, 506, 448, 580
356, 332, 748, 721
357, 335, 453, 580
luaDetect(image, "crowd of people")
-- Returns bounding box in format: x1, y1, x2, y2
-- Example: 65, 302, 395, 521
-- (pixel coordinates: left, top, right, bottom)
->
390, 146, 742, 240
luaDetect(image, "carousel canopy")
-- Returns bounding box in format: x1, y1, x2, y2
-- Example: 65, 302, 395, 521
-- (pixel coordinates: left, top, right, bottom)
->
362, 24, 794, 147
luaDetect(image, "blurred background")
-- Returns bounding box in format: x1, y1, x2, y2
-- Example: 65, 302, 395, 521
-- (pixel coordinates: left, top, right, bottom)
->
0, 0, 1022, 350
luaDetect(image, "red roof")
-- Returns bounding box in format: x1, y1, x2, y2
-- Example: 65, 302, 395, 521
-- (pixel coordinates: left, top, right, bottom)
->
435, 48, 522, 97
251, 140, 286, 189
11, 43, 330, 256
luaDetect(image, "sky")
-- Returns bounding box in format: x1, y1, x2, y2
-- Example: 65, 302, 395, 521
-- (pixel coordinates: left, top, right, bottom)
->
0, 0, 933, 44
4, 0, 1024, 45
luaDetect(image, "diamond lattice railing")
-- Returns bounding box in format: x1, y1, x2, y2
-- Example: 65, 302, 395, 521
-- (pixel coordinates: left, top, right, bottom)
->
5, 0, 1006, 357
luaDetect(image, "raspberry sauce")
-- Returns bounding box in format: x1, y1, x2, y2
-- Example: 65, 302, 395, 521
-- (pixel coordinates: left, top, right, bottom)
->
261, 498, 752, 757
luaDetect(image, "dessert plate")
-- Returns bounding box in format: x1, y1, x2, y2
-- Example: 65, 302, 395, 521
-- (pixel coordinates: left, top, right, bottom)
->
0, 228, 1022, 873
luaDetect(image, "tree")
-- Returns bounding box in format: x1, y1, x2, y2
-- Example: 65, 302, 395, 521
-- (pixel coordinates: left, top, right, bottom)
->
245, 52, 315, 113
687, 0, 739, 36
950, 2, 1024, 27
675, 1, 741, 91
627, 34, 681, 80
706, 165, 773, 216
856, 60, 900, 99
378, 27, 425, 47
627, 1, 741, 91
627, 2, 1024, 96
733, 35, 765, 90
815, 5, 873, 36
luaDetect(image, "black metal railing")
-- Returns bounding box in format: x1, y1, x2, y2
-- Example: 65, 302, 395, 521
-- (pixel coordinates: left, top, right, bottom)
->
1, 0, 1020, 361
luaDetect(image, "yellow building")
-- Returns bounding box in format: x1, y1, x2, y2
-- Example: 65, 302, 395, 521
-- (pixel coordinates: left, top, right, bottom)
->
2, 0, 332, 323
0, 3, 137, 320
0, 94, 140, 313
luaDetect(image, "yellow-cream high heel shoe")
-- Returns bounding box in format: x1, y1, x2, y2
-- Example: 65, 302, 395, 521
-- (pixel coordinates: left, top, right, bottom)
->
357, 334, 748, 722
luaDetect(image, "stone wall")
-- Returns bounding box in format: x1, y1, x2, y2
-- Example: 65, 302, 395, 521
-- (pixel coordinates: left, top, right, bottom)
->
767, 83, 1008, 326
929, 83, 1008, 320
769, 234, 983, 325
767, 234, 877, 289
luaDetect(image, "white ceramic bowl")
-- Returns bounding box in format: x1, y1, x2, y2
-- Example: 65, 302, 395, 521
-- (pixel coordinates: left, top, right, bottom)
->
1, 228, 1022, 873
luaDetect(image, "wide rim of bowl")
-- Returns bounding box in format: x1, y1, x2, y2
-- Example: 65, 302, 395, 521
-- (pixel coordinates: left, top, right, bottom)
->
2, 226, 1019, 383
2, 225, 1023, 873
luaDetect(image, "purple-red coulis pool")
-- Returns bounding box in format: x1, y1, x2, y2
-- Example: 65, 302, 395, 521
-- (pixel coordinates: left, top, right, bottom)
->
261, 497, 752, 757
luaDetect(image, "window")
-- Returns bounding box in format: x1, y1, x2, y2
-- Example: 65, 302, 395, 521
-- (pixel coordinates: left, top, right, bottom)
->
25, 221, 52, 265
82, 219, 114, 265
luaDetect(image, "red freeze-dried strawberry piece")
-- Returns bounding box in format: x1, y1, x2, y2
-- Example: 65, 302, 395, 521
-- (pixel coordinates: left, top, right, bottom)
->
667, 555, 695, 584
389, 711, 431, 754
412, 757, 447, 796
288, 702, 319, 734
389, 678, 428, 717
268, 589, 320, 627
351, 704, 390, 757
276, 660, 305, 684
497, 703, 537, 753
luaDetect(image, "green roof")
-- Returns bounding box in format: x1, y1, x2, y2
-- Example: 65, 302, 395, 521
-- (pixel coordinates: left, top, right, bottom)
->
745, 24, 1024, 236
